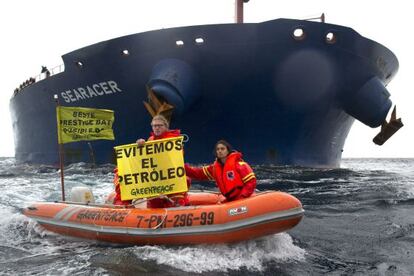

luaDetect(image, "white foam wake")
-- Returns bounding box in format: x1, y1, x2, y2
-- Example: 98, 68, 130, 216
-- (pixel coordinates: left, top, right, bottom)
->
133, 232, 305, 273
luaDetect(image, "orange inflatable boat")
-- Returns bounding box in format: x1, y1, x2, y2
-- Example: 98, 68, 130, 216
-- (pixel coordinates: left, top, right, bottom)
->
23, 191, 304, 245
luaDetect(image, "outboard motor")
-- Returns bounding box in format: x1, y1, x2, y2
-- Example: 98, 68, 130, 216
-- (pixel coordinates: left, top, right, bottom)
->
70, 186, 95, 204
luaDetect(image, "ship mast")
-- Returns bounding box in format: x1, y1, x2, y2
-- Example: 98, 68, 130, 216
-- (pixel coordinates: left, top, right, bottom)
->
235, 0, 249, 23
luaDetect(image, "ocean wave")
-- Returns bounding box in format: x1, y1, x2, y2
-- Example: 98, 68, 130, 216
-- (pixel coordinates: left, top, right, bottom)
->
130, 233, 305, 273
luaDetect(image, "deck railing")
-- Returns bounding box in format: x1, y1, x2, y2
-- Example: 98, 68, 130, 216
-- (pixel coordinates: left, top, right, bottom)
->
13, 64, 65, 96
35, 64, 65, 82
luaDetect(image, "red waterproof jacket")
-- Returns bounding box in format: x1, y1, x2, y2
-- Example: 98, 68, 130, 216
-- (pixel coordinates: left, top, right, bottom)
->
148, 129, 181, 141
113, 167, 132, 206
185, 151, 256, 201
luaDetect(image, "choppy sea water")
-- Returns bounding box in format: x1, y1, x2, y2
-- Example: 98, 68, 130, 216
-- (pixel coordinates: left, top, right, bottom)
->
0, 157, 413, 275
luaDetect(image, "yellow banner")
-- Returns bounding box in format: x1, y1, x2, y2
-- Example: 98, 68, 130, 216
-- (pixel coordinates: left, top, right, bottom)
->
115, 136, 188, 200
56, 106, 115, 144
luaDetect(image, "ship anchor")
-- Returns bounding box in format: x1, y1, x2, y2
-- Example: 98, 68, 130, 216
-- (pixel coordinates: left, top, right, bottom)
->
143, 86, 174, 122
373, 106, 403, 145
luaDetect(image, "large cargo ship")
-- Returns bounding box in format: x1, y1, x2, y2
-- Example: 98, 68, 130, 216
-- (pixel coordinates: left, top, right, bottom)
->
9, 3, 403, 167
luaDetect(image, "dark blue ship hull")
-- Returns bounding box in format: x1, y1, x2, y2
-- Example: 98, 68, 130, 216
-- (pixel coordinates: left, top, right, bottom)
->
9, 19, 398, 167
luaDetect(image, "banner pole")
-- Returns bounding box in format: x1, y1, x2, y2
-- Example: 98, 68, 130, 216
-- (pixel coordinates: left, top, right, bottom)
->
54, 94, 65, 201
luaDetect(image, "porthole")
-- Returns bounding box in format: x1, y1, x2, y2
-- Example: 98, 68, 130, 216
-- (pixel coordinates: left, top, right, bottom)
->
195, 37, 204, 44
176, 40, 184, 46
325, 32, 337, 44
75, 61, 84, 68
121, 49, 130, 56
292, 28, 306, 41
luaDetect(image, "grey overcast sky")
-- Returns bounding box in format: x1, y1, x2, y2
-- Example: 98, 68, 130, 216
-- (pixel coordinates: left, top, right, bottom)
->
1, 0, 412, 158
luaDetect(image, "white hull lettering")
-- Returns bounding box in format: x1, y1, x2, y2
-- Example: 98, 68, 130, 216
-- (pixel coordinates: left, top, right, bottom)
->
92, 84, 103, 95
60, 80, 122, 103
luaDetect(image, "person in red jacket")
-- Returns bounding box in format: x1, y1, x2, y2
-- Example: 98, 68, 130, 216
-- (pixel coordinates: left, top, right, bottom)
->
136, 114, 190, 208
185, 140, 256, 202
112, 167, 132, 206
113, 115, 190, 207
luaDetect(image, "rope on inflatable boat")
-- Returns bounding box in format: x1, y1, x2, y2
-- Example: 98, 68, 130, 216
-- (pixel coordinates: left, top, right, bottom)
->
152, 208, 168, 230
